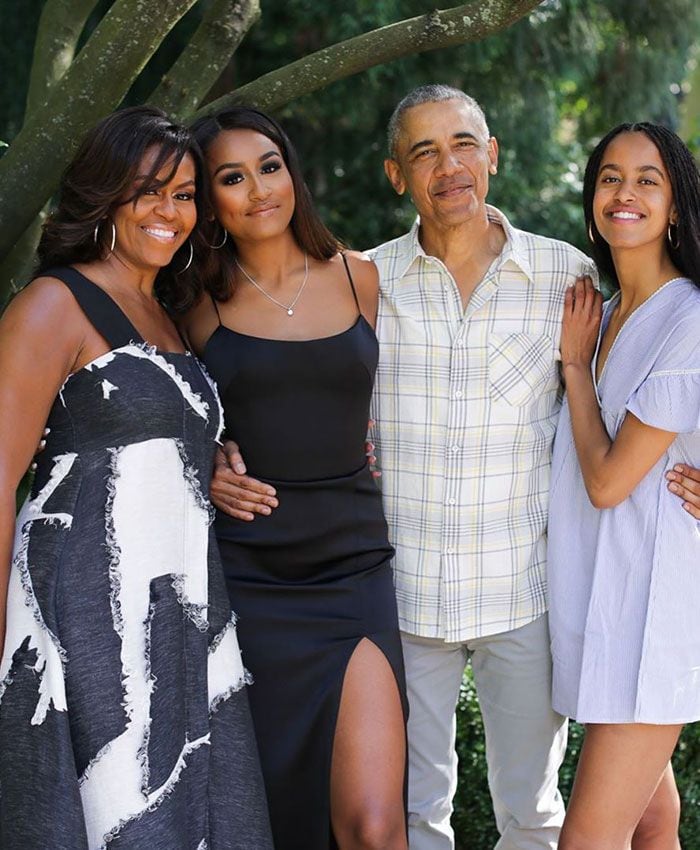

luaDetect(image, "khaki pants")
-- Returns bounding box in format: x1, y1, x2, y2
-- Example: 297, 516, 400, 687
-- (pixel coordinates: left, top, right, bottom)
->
402, 615, 567, 850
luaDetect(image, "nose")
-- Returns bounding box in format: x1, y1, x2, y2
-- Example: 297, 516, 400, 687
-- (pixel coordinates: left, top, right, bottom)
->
435, 148, 461, 177
154, 192, 177, 219
613, 178, 636, 204
249, 173, 272, 201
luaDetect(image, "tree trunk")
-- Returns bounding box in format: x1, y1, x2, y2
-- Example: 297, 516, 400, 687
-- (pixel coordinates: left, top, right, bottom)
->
194, 0, 544, 115
150, 0, 260, 121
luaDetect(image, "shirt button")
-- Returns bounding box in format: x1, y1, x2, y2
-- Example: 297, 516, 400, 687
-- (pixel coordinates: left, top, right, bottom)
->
446, 546, 455, 555
451, 445, 460, 453
455, 338, 464, 347
454, 390, 463, 399
446, 498, 456, 506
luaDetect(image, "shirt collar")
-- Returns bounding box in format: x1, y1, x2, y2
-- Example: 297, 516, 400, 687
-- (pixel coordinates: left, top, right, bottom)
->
396, 204, 534, 283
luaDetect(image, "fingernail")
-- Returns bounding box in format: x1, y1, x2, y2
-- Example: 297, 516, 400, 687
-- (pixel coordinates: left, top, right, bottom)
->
234, 463, 246, 474
670, 483, 680, 493
39, 440, 46, 449
30, 462, 37, 471
665, 471, 675, 480
683, 503, 692, 512
43, 427, 51, 435
674, 465, 684, 472
262, 507, 270, 515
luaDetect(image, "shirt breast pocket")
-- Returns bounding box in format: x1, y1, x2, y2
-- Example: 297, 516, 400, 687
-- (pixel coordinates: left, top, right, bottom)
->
488, 332, 556, 408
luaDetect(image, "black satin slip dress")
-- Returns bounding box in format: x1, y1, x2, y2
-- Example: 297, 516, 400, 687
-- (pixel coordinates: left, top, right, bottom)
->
201, 256, 407, 850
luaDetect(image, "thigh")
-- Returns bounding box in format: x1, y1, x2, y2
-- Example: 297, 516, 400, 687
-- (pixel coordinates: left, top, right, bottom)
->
632, 762, 681, 850
469, 616, 567, 838
561, 724, 682, 850
330, 638, 407, 849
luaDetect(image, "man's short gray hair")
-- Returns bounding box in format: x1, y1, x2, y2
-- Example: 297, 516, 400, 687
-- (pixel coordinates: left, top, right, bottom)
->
387, 85, 489, 158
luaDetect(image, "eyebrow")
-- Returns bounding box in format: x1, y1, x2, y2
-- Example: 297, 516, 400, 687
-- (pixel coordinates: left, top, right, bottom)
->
213, 150, 280, 176
599, 163, 666, 179
408, 131, 480, 157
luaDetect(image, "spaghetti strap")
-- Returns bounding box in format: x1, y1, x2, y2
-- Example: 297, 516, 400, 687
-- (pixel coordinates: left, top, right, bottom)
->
210, 294, 223, 326
43, 266, 145, 350
340, 253, 361, 315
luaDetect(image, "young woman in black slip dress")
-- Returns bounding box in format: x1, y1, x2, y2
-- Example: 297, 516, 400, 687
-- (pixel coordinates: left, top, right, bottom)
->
181, 107, 408, 850
0, 106, 272, 850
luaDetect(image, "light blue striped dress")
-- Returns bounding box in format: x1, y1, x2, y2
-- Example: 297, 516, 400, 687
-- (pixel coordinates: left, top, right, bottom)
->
548, 276, 700, 723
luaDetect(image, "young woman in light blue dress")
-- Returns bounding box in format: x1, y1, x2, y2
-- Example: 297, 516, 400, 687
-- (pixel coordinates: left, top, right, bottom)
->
548, 123, 700, 850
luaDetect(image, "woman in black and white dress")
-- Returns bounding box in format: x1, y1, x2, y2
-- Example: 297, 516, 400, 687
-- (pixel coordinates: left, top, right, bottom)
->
0, 106, 272, 850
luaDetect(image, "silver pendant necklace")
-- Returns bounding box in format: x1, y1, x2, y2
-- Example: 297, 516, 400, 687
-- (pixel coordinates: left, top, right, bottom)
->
235, 253, 309, 316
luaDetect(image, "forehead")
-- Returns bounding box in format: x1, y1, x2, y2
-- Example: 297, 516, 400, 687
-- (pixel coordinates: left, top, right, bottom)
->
207, 128, 282, 163
397, 100, 487, 149
601, 132, 667, 172
137, 146, 195, 182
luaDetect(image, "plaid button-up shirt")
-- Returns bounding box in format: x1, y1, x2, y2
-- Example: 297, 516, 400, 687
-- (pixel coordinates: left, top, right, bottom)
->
368, 206, 597, 642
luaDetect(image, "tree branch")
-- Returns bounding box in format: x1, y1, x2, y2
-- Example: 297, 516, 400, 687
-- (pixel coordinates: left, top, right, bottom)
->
25, 0, 100, 115
0, 0, 201, 271
150, 0, 260, 120
194, 0, 545, 116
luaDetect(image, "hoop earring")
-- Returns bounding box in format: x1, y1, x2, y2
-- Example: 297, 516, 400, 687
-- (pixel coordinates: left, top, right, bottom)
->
93, 219, 116, 254
588, 222, 594, 243
177, 241, 194, 274
667, 221, 680, 250
206, 227, 228, 250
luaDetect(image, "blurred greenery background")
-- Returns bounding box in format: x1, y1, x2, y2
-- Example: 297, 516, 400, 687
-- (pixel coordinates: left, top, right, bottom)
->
2, 2, 700, 847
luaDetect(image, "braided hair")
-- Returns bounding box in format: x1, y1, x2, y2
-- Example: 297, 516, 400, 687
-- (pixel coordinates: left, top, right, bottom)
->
582, 122, 700, 290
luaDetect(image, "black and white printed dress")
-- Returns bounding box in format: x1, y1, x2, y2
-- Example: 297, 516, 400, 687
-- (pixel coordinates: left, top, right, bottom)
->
0, 268, 273, 850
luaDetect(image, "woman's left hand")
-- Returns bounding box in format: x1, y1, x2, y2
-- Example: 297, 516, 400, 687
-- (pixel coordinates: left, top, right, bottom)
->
561, 276, 603, 370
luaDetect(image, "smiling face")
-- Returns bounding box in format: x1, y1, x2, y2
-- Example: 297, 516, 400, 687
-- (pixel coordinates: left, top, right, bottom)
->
110, 147, 196, 270
384, 99, 498, 231
204, 128, 296, 245
593, 131, 676, 253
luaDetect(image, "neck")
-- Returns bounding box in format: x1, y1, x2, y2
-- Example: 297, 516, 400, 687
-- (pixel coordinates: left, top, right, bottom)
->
234, 230, 306, 288
611, 242, 681, 313
418, 208, 501, 268
86, 255, 159, 299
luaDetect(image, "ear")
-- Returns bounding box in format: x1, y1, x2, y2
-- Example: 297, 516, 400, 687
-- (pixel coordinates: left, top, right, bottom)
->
487, 137, 499, 175
384, 158, 406, 196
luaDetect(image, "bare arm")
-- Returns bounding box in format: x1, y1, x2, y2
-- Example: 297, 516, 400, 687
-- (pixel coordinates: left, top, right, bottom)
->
344, 251, 379, 329
0, 279, 84, 658
561, 277, 677, 509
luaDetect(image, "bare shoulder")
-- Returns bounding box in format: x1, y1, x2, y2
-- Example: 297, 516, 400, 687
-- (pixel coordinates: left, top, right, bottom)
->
1, 275, 85, 339
179, 292, 221, 357
337, 251, 379, 326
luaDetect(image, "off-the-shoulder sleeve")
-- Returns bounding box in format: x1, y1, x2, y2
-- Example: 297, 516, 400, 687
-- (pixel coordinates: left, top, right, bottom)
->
626, 370, 700, 433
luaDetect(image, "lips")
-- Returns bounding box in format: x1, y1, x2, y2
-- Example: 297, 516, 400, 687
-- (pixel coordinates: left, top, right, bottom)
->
141, 225, 178, 241
247, 204, 279, 216
607, 208, 644, 221
433, 182, 472, 198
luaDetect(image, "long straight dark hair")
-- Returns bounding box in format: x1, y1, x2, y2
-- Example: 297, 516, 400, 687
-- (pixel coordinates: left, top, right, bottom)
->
190, 107, 342, 304
36, 105, 210, 312
583, 122, 700, 290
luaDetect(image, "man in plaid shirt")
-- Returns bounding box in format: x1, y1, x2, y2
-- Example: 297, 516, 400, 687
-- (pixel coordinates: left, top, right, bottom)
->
365, 84, 588, 850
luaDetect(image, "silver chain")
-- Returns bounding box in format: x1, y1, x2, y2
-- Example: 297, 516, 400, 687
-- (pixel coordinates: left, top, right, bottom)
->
234, 253, 309, 316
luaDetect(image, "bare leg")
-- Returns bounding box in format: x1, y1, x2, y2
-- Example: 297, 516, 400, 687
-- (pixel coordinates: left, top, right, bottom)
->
330, 638, 407, 850
632, 763, 681, 850
559, 723, 682, 850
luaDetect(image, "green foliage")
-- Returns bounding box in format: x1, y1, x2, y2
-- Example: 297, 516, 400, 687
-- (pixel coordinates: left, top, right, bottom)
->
453, 668, 700, 849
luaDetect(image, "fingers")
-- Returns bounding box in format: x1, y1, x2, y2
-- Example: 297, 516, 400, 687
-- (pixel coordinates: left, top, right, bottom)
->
221, 439, 246, 475
666, 464, 700, 520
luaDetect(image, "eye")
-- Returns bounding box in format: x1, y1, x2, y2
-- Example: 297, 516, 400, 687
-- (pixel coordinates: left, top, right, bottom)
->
639, 178, 657, 186
414, 149, 435, 160
600, 175, 620, 183
175, 191, 195, 201
220, 171, 243, 186
457, 140, 477, 149
261, 160, 282, 174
